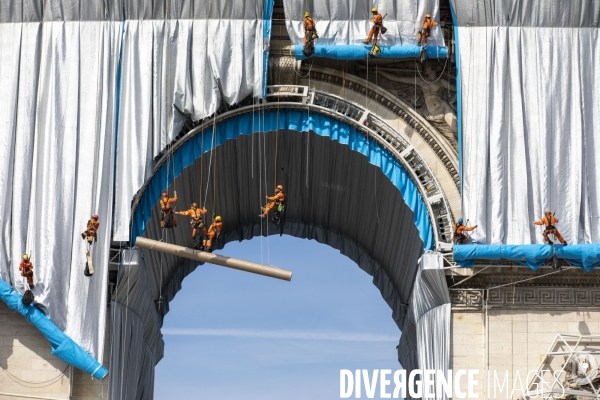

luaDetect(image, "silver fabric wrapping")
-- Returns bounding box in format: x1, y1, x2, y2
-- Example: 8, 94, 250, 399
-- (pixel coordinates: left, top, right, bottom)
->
451, 0, 600, 27
1, 0, 268, 361
0, 21, 120, 360
455, 0, 600, 244
112, 14, 266, 240
283, 0, 444, 47
398, 251, 450, 400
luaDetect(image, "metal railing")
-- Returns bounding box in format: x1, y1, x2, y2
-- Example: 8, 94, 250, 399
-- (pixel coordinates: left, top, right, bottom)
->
136, 85, 455, 251
265, 85, 454, 251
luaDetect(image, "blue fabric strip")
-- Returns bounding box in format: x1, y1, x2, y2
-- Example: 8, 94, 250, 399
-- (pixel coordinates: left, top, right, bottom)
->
0, 279, 108, 380
115, 20, 126, 238
261, 0, 274, 97
293, 45, 447, 61
453, 244, 600, 272
450, 2, 463, 192
131, 110, 435, 250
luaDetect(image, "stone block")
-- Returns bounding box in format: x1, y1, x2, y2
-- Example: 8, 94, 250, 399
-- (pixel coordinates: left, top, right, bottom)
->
511, 332, 528, 343
489, 342, 511, 354
13, 335, 49, 348
5, 357, 33, 370
31, 358, 68, 371
512, 321, 528, 333
489, 353, 512, 366
451, 344, 470, 357
488, 320, 509, 332
512, 342, 528, 355
451, 333, 464, 345
7, 345, 37, 360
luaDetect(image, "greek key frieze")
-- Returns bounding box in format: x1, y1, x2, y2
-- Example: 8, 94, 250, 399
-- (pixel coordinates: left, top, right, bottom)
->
452, 287, 600, 309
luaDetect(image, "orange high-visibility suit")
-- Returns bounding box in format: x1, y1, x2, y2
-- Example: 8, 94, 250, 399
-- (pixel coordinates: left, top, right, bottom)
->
454, 223, 477, 244
203, 220, 223, 249
417, 17, 439, 46
179, 207, 207, 237
534, 214, 566, 245
160, 193, 178, 227
19, 260, 34, 288
262, 191, 286, 217
304, 17, 317, 47
82, 218, 100, 244
365, 12, 383, 45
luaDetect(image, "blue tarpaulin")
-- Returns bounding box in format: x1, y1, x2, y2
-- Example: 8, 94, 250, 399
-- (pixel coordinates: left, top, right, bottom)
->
293, 45, 447, 60
131, 110, 435, 250
453, 244, 600, 272
0, 278, 108, 380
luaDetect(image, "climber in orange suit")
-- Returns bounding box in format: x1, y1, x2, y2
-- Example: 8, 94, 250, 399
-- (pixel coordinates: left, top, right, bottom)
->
534, 211, 567, 246
364, 8, 384, 45
260, 185, 286, 218
179, 203, 207, 238
19, 254, 34, 288
453, 218, 477, 244
159, 191, 178, 228
202, 216, 223, 251
417, 14, 439, 46
81, 215, 100, 245
304, 12, 318, 47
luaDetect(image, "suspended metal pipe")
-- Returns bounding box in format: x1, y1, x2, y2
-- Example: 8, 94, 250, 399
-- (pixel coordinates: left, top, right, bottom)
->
135, 237, 293, 281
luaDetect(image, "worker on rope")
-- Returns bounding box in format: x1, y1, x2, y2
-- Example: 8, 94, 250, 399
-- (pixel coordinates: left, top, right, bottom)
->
81, 215, 100, 245
453, 218, 477, 244
202, 216, 223, 252
179, 203, 207, 249
364, 8, 386, 47
159, 191, 178, 228
303, 12, 318, 57
19, 254, 34, 289
534, 211, 567, 246
417, 14, 438, 47
261, 185, 286, 219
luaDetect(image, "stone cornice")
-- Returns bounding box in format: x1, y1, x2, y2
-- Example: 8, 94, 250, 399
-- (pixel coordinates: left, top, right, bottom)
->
299, 65, 460, 191
451, 287, 600, 310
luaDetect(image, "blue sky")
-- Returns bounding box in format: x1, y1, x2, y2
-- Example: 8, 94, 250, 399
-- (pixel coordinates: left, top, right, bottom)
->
154, 235, 403, 399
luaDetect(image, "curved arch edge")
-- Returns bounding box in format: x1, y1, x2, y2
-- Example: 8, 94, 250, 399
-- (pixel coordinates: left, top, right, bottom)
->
131, 110, 435, 250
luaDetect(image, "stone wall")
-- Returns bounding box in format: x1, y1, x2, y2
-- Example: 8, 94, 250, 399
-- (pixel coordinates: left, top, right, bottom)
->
0, 301, 110, 400
451, 295, 600, 399
0, 301, 71, 399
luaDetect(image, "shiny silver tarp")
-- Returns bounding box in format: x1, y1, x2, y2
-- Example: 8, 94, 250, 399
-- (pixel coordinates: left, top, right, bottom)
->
451, 0, 600, 27
111, 12, 267, 240
454, 0, 600, 244
110, 130, 426, 398
0, 0, 268, 361
283, 0, 444, 47
0, 21, 119, 361
398, 251, 450, 399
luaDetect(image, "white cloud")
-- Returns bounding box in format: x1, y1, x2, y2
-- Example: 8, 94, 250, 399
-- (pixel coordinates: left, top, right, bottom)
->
162, 328, 398, 342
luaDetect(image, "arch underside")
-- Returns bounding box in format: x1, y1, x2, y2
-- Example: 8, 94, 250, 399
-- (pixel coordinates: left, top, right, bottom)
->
114, 129, 427, 365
